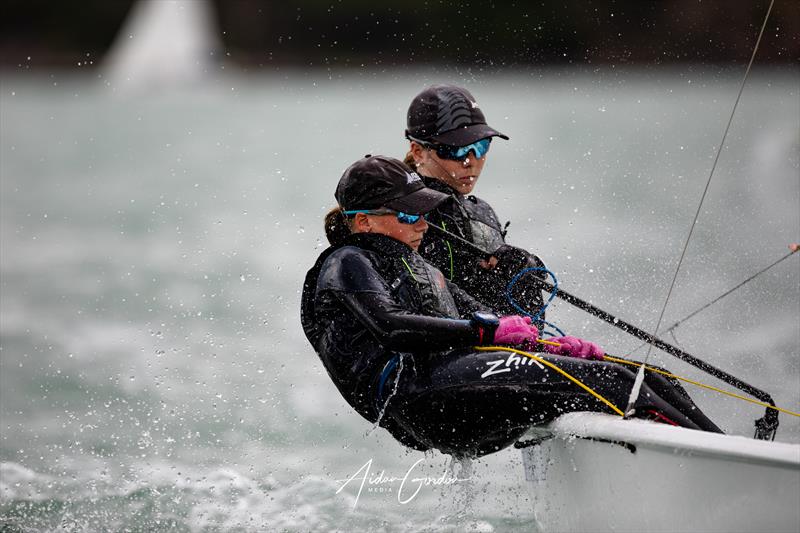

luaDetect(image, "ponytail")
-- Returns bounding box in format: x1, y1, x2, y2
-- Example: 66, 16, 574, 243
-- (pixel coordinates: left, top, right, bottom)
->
324, 207, 351, 247
403, 151, 418, 171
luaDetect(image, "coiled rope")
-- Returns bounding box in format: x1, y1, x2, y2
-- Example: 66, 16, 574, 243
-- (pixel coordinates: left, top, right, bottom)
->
506, 266, 565, 336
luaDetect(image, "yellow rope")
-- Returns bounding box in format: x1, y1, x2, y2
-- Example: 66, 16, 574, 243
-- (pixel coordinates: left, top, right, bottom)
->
538, 339, 562, 347
604, 355, 800, 418
475, 346, 625, 416
476, 342, 800, 419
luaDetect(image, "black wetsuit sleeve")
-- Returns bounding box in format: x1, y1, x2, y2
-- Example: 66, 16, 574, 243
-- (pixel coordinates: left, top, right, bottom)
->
301, 246, 338, 349
333, 290, 480, 352
317, 246, 485, 351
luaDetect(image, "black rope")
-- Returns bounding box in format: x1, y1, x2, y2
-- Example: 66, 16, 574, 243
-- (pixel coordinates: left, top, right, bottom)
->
427, 221, 779, 439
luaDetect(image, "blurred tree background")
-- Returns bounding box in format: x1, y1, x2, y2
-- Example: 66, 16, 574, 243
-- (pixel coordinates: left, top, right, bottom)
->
0, 0, 797, 69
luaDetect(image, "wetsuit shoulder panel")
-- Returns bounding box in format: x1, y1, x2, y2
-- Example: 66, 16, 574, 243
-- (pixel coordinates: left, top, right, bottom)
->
317, 246, 390, 294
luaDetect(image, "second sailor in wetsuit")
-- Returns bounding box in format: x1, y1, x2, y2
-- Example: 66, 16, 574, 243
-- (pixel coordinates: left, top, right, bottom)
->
301, 155, 723, 457
404, 84, 549, 328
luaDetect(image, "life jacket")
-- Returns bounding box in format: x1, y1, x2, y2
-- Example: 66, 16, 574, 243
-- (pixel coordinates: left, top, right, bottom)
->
301, 233, 476, 419
418, 177, 547, 324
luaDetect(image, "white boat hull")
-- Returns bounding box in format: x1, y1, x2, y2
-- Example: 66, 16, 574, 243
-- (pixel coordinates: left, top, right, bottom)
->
521, 413, 800, 532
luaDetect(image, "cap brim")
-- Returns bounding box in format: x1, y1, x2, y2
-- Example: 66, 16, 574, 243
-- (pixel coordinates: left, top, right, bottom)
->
384, 186, 449, 215
430, 123, 509, 145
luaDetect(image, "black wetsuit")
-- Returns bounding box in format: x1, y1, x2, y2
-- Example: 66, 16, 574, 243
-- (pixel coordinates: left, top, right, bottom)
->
417, 177, 548, 328
301, 233, 722, 457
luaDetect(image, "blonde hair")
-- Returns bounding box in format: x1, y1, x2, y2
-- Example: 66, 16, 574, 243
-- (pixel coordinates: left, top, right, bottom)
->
403, 151, 418, 171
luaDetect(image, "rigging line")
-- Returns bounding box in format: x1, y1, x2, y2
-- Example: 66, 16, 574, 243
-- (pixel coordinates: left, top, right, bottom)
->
625, 0, 776, 416
665, 247, 795, 332
625, 247, 798, 356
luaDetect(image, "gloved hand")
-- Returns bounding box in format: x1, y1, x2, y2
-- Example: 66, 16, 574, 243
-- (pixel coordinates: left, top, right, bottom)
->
542, 336, 604, 360
494, 315, 539, 347
490, 244, 535, 278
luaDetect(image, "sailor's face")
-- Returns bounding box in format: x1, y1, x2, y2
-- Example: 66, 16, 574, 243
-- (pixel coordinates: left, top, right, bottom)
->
366, 212, 429, 251
411, 142, 487, 195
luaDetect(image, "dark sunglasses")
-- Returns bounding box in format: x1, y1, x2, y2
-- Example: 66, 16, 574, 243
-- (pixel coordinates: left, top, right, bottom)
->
408, 135, 492, 161
343, 208, 425, 225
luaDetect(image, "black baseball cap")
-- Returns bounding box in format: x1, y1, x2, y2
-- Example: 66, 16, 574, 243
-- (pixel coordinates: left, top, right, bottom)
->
406, 84, 509, 146
335, 155, 449, 215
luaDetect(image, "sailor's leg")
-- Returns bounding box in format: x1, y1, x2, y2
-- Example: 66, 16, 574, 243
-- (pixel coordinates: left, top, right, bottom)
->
608, 359, 722, 432
527, 356, 714, 431
634, 369, 723, 432
643, 366, 692, 399
611, 359, 693, 402
397, 350, 719, 435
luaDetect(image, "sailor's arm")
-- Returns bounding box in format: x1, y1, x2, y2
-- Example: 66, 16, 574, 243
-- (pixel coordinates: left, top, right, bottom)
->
334, 290, 489, 352
317, 248, 492, 351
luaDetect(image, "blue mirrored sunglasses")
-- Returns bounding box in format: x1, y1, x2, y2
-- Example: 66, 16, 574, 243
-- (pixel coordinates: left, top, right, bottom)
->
343, 209, 424, 225
410, 136, 492, 161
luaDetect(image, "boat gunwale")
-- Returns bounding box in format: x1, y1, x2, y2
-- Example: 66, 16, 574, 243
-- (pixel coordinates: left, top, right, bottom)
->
524, 412, 800, 469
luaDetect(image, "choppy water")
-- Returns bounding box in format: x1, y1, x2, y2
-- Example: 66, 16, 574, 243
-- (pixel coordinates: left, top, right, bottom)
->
1, 67, 798, 531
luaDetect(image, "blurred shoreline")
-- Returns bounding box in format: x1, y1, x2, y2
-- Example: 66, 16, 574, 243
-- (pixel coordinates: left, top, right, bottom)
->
1, 67, 797, 531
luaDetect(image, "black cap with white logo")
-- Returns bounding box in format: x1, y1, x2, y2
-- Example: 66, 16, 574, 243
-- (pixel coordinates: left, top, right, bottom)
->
406, 84, 509, 146
335, 155, 449, 215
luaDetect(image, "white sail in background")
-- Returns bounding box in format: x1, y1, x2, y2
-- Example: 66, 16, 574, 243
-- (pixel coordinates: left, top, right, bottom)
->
102, 0, 222, 91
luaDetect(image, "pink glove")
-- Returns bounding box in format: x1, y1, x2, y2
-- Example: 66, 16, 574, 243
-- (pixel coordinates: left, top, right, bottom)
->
494, 316, 539, 347
543, 336, 604, 360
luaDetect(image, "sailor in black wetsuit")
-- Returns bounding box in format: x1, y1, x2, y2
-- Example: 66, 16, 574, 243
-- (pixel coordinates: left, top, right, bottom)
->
301, 155, 722, 457
403, 84, 548, 327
